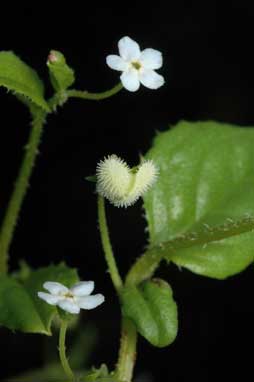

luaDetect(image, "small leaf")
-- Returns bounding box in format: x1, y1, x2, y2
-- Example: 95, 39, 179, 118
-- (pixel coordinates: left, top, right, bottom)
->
12, 260, 31, 282
84, 364, 116, 382
144, 121, 254, 279
0, 263, 79, 334
0, 51, 50, 111
120, 279, 178, 347
85, 175, 97, 183
47, 50, 75, 91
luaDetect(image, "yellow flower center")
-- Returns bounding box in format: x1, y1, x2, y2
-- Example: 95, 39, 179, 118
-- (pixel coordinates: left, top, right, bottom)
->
64, 292, 74, 299
131, 61, 142, 70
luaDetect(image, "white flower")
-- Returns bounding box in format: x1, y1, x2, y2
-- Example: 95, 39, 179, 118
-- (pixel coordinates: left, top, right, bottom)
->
96, 155, 158, 207
106, 36, 164, 92
38, 281, 105, 314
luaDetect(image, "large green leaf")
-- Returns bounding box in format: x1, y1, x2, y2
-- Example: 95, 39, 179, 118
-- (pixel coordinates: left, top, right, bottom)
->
0, 264, 78, 334
0, 51, 50, 111
144, 121, 254, 279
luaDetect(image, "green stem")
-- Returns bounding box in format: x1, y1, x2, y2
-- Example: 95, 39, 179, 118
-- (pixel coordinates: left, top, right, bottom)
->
59, 320, 75, 381
0, 82, 123, 273
116, 317, 137, 382
98, 195, 123, 292
48, 91, 68, 111
97, 196, 138, 380
126, 248, 163, 286
67, 83, 123, 101
0, 108, 46, 273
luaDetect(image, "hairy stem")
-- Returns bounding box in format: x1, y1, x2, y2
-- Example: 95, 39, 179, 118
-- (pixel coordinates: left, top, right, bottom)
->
0, 82, 123, 274
0, 108, 46, 273
116, 317, 137, 382
97, 196, 137, 380
98, 195, 123, 292
59, 320, 75, 381
67, 83, 123, 101
126, 248, 163, 286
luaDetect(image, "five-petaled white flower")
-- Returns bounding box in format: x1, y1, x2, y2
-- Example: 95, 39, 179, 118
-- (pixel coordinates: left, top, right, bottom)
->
96, 155, 158, 207
106, 36, 164, 92
38, 281, 105, 314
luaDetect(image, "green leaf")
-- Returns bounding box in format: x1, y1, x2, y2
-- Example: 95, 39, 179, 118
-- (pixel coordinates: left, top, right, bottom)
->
144, 121, 254, 279
85, 175, 97, 183
0, 274, 47, 333
121, 279, 178, 348
84, 364, 116, 382
0, 51, 50, 111
0, 263, 79, 334
12, 260, 31, 282
47, 50, 75, 92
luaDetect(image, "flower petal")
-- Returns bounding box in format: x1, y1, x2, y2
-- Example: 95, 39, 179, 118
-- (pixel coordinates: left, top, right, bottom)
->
140, 48, 163, 70
118, 36, 140, 61
38, 292, 60, 305
139, 69, 165, 89
106, 55, 128, 71
43, 281, 69, 295
70, 281, 94, 296
58, 299, 80, 314
76, 294, 105, 310
120, 69, 140, 92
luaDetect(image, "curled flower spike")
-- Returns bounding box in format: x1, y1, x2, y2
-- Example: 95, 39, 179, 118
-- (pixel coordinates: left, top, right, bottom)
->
38, 281, 105, 314
106, 36, 164, 92
96, 155, 158, 207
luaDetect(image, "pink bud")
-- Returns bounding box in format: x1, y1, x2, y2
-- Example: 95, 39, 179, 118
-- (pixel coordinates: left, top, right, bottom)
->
47, 51, 58, 63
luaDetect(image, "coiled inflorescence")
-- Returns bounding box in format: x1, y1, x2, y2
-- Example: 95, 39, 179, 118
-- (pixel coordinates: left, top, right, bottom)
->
96, 154, 158, 207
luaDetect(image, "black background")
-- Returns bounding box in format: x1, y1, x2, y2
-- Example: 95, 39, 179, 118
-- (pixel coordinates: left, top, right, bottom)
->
1, 2, 254, 381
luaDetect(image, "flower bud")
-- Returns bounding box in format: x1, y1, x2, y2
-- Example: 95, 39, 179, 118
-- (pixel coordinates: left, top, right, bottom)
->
47, 49, 75, 91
